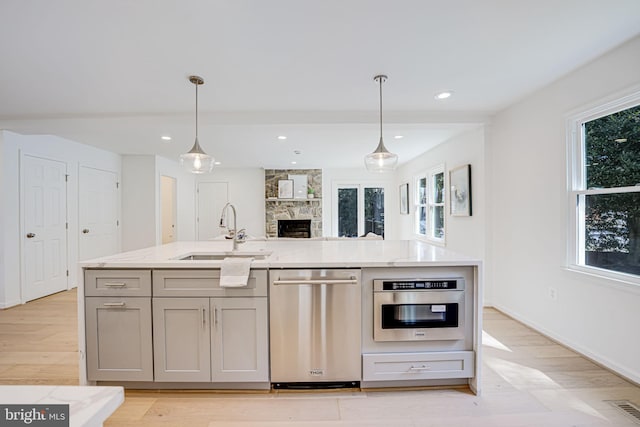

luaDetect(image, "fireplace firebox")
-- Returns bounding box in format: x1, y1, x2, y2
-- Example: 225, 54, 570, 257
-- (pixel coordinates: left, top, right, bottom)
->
278, 219, 311, 238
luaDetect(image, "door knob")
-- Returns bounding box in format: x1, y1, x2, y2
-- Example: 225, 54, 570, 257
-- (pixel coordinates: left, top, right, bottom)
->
82, 229, 90, 234
26, 233, 36, 238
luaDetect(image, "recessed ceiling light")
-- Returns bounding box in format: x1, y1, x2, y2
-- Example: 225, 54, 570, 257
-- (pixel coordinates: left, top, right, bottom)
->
291, 161, 297, 165
277, 135, 287, 140
435, 91, 453, 100
394, 135, 404, 139
214, 161, 221, 165
161, 136, 172, 141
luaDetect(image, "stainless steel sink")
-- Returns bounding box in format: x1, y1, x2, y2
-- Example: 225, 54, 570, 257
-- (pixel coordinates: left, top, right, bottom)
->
175, 251, 272, 261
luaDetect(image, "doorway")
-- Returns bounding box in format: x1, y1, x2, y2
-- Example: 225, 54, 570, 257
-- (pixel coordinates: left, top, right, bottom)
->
160, 175, 177, 244
334, 183, 385, 238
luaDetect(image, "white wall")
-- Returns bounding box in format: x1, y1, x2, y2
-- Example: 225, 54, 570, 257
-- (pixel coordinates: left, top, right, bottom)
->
322, 168, 397, 238
0, 132, 7, 307
121, 156, 157, 251
489, 35, 640, 384
395, 127, 486, 261
120, 155, 197, 251
196, 168, 265, 237
0, 131, 121, 308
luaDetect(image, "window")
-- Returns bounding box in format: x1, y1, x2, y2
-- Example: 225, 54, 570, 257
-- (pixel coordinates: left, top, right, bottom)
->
415, 165, 445, 243
569, 97, 640, 281
336, 184, 385, 238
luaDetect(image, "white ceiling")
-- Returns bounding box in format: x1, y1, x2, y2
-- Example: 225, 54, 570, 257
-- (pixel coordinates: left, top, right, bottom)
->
1, 0, 639, 169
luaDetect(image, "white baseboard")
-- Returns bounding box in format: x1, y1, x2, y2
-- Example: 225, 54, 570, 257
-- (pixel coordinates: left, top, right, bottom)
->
0, 299, 23, 310
491, 302, 640, 387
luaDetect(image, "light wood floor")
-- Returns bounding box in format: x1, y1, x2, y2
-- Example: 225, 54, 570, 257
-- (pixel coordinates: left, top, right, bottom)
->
1, 289, 639, 426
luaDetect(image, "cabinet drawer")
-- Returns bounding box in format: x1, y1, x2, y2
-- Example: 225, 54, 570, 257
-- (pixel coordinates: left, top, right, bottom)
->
362, 351, 474, 381
153, 269, 267, 297
85, 269, 151, 297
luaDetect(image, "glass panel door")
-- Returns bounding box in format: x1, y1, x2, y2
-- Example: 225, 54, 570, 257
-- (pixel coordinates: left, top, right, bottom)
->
338, 187, 358, 237
336, 185, 385, 238
364, 188, 385, 237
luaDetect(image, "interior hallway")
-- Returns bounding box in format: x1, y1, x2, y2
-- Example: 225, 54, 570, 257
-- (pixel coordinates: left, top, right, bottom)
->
1, 289, 639, 426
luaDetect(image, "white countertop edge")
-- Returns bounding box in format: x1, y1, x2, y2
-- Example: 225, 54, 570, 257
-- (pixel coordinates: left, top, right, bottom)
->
0, 385, 124, 427
78, 240, 482, 269
79, 260, 481, 269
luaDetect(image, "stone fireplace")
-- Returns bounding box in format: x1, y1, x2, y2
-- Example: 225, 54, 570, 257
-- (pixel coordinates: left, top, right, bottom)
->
265, 169, 322, 238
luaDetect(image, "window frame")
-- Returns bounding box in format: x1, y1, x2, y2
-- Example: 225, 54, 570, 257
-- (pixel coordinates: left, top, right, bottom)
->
567, 89, 640, 286
414, 164, 446, 245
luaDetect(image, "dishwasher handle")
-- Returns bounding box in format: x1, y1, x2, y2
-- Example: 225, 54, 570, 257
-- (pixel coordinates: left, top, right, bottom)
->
272, 278, 358, 285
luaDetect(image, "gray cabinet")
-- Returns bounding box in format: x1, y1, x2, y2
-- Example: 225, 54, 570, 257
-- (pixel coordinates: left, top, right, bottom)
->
85, 269, 153, 382
84, 268, 269, 386
153, 296, 268, 383
153, 297, 211, 382
211, 297, 268, 382
152, 269, 269, 384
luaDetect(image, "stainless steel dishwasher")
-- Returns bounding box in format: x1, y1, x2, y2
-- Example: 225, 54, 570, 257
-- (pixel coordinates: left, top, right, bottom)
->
269, 269, 361, 388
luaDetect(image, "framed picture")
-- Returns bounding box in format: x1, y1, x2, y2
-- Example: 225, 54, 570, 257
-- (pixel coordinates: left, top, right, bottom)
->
399, 182, 409, 214
449, 164, 472, 216
288, 174, 308, 199
278, 179, 293, 199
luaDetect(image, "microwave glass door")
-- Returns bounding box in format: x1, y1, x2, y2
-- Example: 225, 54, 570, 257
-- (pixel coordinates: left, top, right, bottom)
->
381, 303, 458, 329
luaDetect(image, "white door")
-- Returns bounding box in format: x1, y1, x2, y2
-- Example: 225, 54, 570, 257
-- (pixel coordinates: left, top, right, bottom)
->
160, 175, 177, 244
333, 183, 386, 238
21, 154, 68, 302
79, 166, 119, 261
197, 182, 228, 240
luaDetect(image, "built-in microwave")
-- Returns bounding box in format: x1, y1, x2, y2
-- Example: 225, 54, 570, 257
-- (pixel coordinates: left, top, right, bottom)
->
373, 278, 465, 342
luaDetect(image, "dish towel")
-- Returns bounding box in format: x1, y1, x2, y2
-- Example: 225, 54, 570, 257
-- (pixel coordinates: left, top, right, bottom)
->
220, 257, 253, 287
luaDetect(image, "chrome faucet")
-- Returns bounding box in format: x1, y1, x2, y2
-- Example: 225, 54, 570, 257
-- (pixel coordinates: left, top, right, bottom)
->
219, 203, 245, 250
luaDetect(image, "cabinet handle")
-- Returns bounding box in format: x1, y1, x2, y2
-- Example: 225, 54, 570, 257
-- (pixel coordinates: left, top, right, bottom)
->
82, 229, 90, 234
103, 302, 126, 307
103, 282, 126, 288
201, 307, 206, 328
408, 365, 430, 371
26, 233, 36, 238
214, 307, 218, 327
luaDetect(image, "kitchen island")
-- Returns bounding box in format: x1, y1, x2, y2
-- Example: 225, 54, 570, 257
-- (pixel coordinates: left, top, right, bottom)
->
78, 239, 482, 394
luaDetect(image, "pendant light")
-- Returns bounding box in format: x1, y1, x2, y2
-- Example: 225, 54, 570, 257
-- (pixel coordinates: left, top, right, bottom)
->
180, 75, 215, 174
364, 74, 398, 172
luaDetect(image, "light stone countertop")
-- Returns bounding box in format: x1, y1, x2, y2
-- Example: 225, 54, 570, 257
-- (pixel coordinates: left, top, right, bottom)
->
79, 239, 481, 269
0, 385, 123, 427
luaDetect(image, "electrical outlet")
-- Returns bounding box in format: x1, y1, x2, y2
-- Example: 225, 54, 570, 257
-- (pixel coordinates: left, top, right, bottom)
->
548, 287, 558, 301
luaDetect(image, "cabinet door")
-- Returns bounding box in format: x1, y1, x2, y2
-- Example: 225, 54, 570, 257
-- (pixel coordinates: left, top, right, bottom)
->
210, 298, 269, 382
153, 298, 211, 382
85, 297, 153, 381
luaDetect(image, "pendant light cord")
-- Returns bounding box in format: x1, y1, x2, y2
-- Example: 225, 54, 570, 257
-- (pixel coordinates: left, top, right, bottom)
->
379, 76, 383, 138
195, 81, 199, 140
